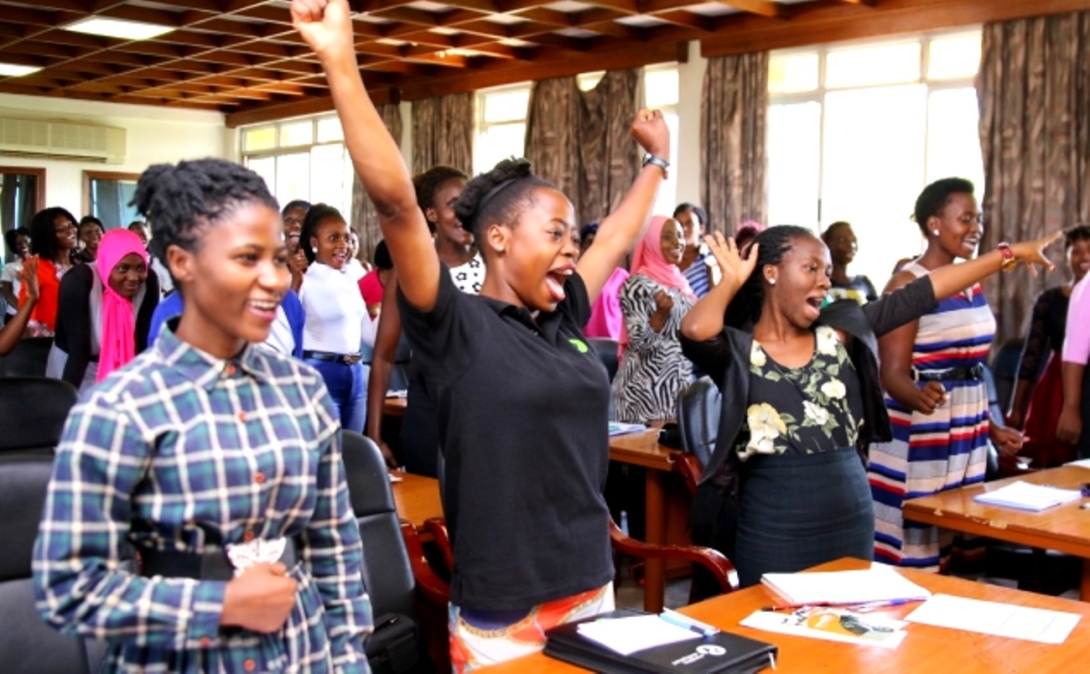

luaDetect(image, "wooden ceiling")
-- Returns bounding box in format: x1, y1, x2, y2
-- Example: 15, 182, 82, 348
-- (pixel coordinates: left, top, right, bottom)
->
0, 0, 1086, 127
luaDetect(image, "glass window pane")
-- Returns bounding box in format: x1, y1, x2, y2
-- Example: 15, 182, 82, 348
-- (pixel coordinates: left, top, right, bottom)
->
279, 120, 313, 147
825, 42, 921, 89
311, 144, 351, 214
316, 116, 344, 143
244, 126, 276, 153
275, 152, 310, 206
928, 33, 981, 81
926, 88, 984, 191
651, 112, 679, 220
645, 67, 679, 107
482, 88, 529, 124
475, 122, 526, 175
246, 155, 276, 196
577, 71, 604, 92
821, 85, 928, 287
767, 101, 821, 230
768, 52, 819, 94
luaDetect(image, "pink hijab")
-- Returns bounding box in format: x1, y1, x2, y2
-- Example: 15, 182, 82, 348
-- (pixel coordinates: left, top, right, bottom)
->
619, 216, 696, 353
631, 216, 696, 300
95, 229, 148, 382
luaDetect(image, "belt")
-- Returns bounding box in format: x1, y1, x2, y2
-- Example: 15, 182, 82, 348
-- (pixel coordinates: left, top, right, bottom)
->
912, 363, 985, 382
138, 537, 298, 581
303, 350, 362, 365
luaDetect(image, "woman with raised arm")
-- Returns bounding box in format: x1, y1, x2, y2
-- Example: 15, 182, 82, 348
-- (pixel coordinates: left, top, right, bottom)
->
679, 225, 1059, 588
33, 158, 371, 673
293, 1, 668, 667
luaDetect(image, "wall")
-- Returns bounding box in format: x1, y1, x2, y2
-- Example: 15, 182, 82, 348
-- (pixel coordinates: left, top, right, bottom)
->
0, 93, 230, 214
674, 42, 707, 211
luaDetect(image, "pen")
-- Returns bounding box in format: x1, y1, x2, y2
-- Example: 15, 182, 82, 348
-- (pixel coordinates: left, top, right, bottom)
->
761, 598, 922, 611
659, 608, 719, 637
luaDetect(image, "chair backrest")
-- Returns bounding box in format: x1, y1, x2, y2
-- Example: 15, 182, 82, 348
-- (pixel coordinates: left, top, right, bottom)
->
0, 455, 105, 673
340, 430, 416, 620
0, 377, 78, 454
676, 377, 721, 469
588, 338, 619, 383
990, 337, 1024, 412
0, 337, 53, 378
982, 364, 1004, 480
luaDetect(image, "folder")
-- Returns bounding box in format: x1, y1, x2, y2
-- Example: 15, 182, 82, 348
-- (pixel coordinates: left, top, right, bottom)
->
544, 609, 777, 673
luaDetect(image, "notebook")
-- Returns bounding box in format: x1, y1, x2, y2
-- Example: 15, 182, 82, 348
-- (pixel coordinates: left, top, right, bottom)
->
761, 565, 931, 606
544, 609, 777, 674
972, 481, 1081, 512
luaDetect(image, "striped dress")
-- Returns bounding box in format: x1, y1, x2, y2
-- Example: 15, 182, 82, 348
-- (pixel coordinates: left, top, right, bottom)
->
869, 262, 995, 571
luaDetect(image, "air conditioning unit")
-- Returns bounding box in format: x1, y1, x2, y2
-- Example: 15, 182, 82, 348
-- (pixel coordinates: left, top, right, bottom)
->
0, 116, 126, 164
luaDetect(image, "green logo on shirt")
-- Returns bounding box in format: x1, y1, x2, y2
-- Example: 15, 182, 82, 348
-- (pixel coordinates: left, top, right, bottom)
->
568, 338, 589, 354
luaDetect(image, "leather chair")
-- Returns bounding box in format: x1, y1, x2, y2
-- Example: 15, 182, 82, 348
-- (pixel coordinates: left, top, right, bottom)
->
0, 377, 78, 455
0, 455, 107, 673
673, 377, 721, 493
588, 338, 620, 383
989, 337, 1024, 416
0, 337, 52, 377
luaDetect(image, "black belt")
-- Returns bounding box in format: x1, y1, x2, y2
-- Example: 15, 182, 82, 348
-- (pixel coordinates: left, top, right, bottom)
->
913, 363, 985, 382
138, 538, 298, 581
303, 350, 361, 365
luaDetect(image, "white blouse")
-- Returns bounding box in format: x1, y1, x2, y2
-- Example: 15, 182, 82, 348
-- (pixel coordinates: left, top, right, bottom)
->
300, 262, 375, 354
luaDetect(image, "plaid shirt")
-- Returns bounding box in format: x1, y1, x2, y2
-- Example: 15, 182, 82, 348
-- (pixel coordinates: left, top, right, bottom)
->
33, 327, 372, 673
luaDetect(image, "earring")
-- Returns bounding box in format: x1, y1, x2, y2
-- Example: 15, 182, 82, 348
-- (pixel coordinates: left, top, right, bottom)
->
932, 229, 940, 237
768, 277, 776, 286
312, 247, 318, 253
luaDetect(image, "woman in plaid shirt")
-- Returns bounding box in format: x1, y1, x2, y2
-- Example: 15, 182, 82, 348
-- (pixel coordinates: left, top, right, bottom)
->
33, 158, 372, 673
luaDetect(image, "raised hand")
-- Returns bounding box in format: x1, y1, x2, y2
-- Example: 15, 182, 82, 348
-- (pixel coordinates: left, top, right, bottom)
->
291, 0, 354, 62
220, 562, 298, 633
1010, 231, 1064, 277
704, 231, 757, 292
630, 109, 670, 160
21, 255, 40, 302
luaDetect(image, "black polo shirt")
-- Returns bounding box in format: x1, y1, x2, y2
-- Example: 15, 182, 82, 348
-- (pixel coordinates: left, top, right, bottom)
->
398, 265, 613, 611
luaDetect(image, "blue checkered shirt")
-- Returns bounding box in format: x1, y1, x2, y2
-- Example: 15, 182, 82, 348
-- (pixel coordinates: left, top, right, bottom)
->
33, 327, 372, 673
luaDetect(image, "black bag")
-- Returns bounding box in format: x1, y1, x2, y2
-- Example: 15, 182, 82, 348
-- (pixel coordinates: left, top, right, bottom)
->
365, 613, 419, 674
658, 422, 683, 448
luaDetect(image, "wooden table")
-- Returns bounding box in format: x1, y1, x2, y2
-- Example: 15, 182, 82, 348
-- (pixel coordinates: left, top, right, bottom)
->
390, 471, 443, 529
481, 557, 1090, 673
903, 464, 1090, 600
382, 396, 407, 418
608, 430, 689, 614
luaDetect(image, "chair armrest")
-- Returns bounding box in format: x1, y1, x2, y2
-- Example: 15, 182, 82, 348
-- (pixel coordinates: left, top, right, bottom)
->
672, 452, 703, 494
423, 517, 455, 573
399, 519, 450, 605
608, 519, 737, 594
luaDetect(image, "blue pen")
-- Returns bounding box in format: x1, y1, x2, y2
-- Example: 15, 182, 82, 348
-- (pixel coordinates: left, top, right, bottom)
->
849, 598, 921, 612
659, 608, 718, 637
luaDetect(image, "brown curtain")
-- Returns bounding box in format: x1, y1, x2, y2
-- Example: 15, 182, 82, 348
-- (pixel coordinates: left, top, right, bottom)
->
524, 70, 640, 226
977, 12, 1090, 345
411, 92, 474, 177
700, 52, 768, 236
350, 103, 404, 263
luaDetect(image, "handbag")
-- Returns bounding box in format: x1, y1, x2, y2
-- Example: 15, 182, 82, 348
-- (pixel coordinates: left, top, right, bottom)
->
365, 613, 420, 674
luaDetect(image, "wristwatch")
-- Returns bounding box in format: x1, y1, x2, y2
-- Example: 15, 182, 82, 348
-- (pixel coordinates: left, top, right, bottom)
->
642, 154, 669, 179
996, 242, 1018, 272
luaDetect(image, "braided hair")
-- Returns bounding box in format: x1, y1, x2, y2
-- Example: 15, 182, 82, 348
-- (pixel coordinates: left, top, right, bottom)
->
724, 225, 818, 330
453, 158, 555, 246
29, 206, 77, 262
913, 177, 974, 236
299, 203, 345, 264
131, 158, 278, 267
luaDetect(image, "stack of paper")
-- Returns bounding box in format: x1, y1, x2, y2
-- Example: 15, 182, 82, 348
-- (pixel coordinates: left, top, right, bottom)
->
607, 422, 647, 436
972, 481, 1081, 512
575, 615, 698, 655
761, 565, 931, 606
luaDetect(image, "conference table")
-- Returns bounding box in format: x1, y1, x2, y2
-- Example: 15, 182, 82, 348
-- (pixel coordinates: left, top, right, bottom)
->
382, 396, 407, 418
903, 464, 1090, 600
390, 471, 443, 529
480, 557, 1090, 673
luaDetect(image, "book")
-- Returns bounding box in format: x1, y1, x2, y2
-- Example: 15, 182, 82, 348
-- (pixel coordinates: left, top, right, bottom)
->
972, 481, 1081, 512
544, 609, 777, 674
760, 565, 931, 607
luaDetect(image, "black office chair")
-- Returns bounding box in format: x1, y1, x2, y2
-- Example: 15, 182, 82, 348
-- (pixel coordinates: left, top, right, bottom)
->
588, 338, 620, 383
340, 430, 424, 673
989, 337, 1024, 415
0, 377, 78, 455
0, 455, 108, 673
0, 337, 52, 378
676, 376, 721, 471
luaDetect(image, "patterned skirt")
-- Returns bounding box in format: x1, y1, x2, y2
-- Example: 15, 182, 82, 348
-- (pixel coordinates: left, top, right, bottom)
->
448, 583, 614, 672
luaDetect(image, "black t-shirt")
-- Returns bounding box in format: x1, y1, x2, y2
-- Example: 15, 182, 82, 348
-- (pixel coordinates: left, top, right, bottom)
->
398, 266, 613, 611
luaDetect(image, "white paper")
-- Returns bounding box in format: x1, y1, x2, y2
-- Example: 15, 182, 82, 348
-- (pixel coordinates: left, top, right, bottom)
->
972, 481, 1081, 512
904, 594, 1081, 644
576, 615, 699, 656
1064, 458, 1090, 469
386, 389, 407, 399
608, 422, 648, 436
761, 564, 931, 605
741, 609, 908, 649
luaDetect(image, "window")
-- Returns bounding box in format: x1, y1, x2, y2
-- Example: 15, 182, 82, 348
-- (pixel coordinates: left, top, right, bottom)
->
643, 64, 679, 219
83, 171, 140, 229
240, 115, 354, 219
766, 30, 984, 287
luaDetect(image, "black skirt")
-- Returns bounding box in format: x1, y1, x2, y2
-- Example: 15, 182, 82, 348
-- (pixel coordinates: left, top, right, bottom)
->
735, 445, 874, 587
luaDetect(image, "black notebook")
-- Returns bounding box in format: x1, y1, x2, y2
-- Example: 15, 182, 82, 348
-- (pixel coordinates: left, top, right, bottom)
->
543, 609, 777, 674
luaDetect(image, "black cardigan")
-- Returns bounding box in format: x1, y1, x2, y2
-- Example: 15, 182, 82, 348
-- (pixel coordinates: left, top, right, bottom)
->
678, 275, 938, 557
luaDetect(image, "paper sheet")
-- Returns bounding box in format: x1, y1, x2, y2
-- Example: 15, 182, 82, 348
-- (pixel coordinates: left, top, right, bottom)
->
1065, 458, 1090, 469
973, 481, 1081, 512
608, 422, 648, 436
576, 615, 700, 656
741, 608, 908, 649
904, 594, 1081, 644
761, 564, 931, 605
